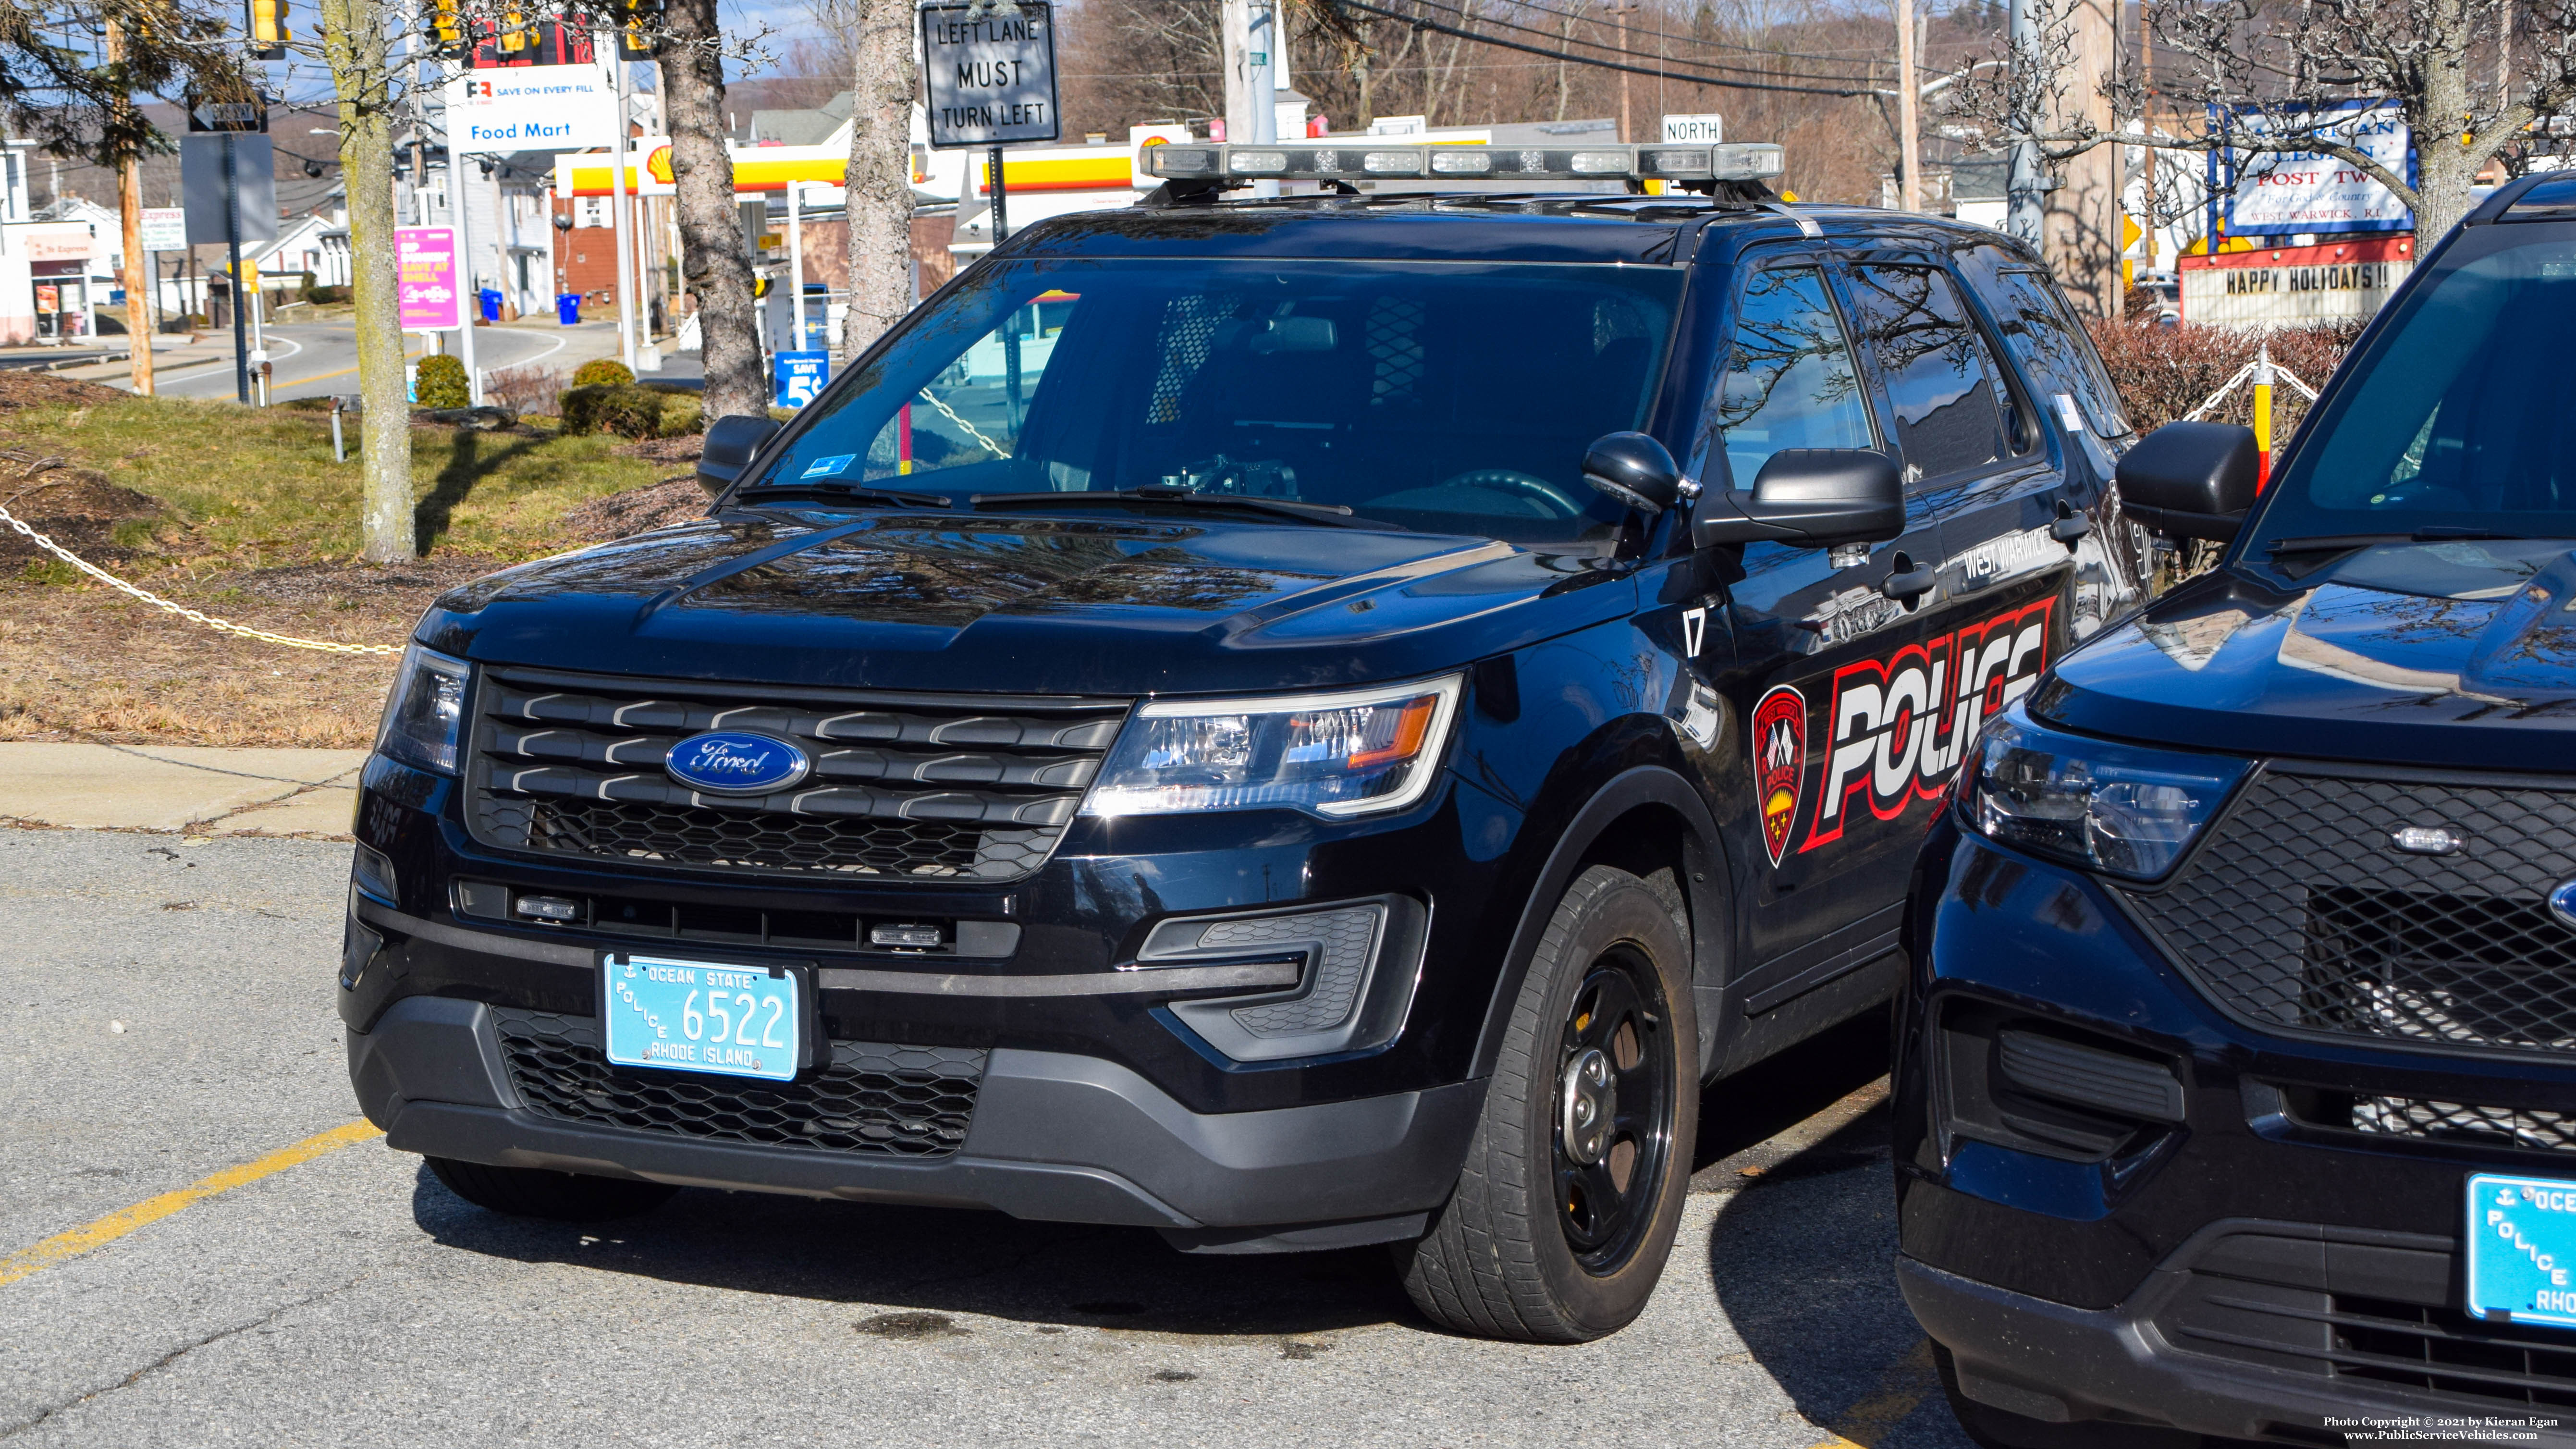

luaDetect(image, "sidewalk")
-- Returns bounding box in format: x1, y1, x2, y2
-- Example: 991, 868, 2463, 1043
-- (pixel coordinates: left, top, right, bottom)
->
0, 743, 364, 839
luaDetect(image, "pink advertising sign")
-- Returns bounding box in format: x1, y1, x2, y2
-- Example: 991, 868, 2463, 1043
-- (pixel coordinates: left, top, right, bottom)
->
396, 227, 460, 332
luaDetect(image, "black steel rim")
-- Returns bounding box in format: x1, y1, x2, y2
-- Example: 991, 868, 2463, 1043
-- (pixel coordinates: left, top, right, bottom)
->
1551, 945, 1674, 1276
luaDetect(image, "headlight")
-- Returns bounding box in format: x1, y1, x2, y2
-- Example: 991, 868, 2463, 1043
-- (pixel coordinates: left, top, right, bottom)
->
374, 643, 471, 775
1962, 704, 2248, 880
1083, 675, 1462, 819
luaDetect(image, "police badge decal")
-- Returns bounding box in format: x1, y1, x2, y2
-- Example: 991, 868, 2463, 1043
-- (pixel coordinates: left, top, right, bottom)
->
1750, 685, 1807, 867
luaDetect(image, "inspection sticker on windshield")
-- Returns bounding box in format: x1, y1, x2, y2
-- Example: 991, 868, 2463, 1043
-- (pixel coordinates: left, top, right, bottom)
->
602, 955, 800, 1082
2466, 1174, 2576, 1329
800, 454, 856, 479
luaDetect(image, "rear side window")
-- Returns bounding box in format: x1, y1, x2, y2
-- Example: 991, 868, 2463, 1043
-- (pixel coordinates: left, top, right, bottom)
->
1703, 266, 1875, 489
1848, 265, 2013, 481
1986, 266, 2129, 438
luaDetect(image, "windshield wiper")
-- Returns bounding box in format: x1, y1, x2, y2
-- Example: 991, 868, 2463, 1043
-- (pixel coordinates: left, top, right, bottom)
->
736, 480, 957, 509
2266, 526, 2540, 555
968, 485, 1375, 528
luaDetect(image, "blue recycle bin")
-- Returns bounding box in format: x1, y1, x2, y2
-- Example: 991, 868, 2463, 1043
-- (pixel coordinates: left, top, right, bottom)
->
479, 287, 503, 322
556, 293, 581, 325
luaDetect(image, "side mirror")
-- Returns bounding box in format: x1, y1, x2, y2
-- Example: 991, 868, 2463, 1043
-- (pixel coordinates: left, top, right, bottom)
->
1582, 431, 1682, 514
1693, 449, 1906, 549
697, 414, 785, 497
2115, 421, 2258, 542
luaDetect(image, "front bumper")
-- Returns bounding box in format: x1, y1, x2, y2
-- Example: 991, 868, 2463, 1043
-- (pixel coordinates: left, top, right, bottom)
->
1898, 817, 2576, 1438
352, 992, 1480, 1249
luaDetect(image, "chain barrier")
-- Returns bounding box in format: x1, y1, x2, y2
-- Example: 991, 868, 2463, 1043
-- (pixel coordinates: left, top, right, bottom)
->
915, 388, 1012, 460
0, 501, 405, 657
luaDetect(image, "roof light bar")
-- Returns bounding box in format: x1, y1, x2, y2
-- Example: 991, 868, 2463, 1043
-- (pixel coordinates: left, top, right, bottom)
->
1141, 142, 1786, 186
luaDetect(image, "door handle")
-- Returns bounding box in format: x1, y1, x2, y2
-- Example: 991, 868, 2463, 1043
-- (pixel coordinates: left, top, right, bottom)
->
1880, 551, 1938, 604
2051, 498, 2092, 545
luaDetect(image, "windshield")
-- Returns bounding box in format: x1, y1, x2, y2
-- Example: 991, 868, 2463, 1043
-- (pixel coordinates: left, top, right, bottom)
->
2257, 229, 2576, 549
749, 258, 1681, 546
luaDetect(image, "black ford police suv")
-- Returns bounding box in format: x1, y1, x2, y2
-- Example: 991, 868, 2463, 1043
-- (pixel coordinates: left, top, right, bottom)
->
1901, 170, 2576, 1439
343, 138, 2144, 1343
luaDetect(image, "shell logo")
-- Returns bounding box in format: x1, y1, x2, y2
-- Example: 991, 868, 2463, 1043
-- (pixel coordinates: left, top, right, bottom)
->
646, 145, 676, 185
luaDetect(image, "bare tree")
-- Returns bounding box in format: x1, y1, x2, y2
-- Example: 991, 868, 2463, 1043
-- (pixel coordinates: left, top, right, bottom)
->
842, 0, 913, 357
656, 0, 767, 423
1950, 0, 2576, 251
314, 0, 414, 562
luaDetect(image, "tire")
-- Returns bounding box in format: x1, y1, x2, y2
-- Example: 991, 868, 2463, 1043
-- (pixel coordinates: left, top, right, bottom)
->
426, 1155, 680, 1222
1395, 863, 1699, 1342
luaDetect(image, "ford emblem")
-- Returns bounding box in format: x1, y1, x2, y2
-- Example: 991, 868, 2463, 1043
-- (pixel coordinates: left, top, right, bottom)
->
665, 730, 810, 796
2552, 879, 2576, 933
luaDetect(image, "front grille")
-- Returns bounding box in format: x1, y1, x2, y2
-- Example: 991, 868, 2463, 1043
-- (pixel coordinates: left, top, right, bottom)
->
2124, 768, 2576, 1060
466, 667, 1126, 881
2349, 1095, 2576, 1156
2333, 1293, 2576, 1411
492, 1007, 985, 1158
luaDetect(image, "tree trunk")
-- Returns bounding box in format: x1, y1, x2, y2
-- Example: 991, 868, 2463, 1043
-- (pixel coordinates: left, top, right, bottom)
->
2414, 0, 2482, 253
318, 0, 412, 564
659, 0, 766, 423
843, 0, 917, 358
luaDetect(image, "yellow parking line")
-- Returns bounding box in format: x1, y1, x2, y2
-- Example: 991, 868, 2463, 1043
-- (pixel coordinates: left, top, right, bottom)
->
0, 1120, 382, 1288
1815, 1338, 1938, 1448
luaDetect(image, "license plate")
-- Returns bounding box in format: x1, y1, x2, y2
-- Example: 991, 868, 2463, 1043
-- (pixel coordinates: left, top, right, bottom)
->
601, 955, 801, 1083
2466, 1173, 2576, 1329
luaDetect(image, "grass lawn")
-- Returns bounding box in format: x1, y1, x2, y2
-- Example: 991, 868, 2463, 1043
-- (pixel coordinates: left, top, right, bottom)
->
0, 378, 699, 747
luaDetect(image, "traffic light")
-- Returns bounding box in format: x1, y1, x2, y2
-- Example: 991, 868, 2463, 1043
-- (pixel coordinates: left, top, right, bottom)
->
615, 0, 664, 61
245, 0, 288, 59
423, 0, 463, 54
494, 7, 531, 58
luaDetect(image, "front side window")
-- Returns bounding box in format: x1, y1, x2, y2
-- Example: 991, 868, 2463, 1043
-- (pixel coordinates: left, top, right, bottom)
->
1987, 266, 2128, 438
1701, 265, 1875, 490
2258, 232, 2576, 545
755, 258, 1683, 546
1849, 265, 2013, 480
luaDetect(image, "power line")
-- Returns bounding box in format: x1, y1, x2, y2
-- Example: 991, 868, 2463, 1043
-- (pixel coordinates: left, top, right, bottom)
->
1467, 0, 1925, 63
1333, 0, 1884, 97
1376, 0, 1889, 83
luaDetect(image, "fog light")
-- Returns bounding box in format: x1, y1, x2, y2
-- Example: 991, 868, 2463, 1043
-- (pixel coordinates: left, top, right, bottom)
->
870, 923, 944, 949
352, 842, 398, 906
515, 894, 580, 923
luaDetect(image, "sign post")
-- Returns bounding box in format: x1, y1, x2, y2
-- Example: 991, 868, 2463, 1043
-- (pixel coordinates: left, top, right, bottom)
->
920, 1, 1059, 246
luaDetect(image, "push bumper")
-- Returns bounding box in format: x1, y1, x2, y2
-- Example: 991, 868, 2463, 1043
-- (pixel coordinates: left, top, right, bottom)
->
1901, 1245, 2576, 1445
349, 995, 1482, 1252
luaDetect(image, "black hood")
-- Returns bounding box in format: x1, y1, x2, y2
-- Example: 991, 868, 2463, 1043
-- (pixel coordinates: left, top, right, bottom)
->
2040, 538, 2576, 772
417, 508, 1630, 697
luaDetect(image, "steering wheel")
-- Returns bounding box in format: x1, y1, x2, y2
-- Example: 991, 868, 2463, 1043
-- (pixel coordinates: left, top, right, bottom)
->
1433, 469, 1589, 518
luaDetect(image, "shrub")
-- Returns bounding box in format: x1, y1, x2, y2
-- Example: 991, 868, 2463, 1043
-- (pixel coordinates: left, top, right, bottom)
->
488, 364, 567, 417
301, 283, 350, 305
2085, 316, 2361, 437
655, 393, 703, 438
571, 358, 636, 389
413, 354, 471, 409
560, 383, 665, 438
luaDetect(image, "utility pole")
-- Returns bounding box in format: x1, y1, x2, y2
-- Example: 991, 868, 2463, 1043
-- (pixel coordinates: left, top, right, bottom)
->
104, 17, 154, 393
1222, 0, 1278, 193
1896, 0, 1919, 211
1615, 4, 1635, 143
2139, 0, 2156, 276
2004, 0, 2046, 246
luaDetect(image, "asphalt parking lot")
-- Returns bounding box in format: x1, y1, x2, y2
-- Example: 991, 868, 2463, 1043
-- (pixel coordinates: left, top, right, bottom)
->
0, 829, 1972, 1449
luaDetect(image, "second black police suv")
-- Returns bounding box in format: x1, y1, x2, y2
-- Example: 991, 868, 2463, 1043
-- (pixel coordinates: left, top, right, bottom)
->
1901, 172, 2576, 1440
343, 138, 2144, 1343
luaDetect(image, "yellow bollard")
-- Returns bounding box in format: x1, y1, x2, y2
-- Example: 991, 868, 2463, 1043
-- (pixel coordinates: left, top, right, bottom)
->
2252, 344, 2273, 491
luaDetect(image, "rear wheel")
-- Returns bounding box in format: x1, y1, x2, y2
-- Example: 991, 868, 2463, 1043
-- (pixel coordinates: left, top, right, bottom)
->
426, 1156, 680, 1222
1395, 864, 1697, 1342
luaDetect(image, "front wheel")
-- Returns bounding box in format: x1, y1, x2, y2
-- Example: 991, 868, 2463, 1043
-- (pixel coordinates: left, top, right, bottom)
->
1395, 863, 1698, 1342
